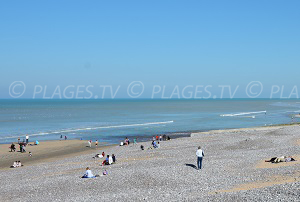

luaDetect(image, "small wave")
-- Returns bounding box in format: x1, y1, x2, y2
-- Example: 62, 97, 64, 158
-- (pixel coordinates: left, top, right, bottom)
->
0, 121, 174, 140
242, 116, 256, 119
285, 110, 300, 113
220, 111, 266, 117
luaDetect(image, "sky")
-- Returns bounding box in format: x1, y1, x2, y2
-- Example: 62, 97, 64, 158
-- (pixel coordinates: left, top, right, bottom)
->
0, 0, 300, 99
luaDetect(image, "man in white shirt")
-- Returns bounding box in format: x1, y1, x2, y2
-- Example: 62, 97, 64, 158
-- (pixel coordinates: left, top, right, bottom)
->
196, 146, 204, 170
26, 135, 29, 144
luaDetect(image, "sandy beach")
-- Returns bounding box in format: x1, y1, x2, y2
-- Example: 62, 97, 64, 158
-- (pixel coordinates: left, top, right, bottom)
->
0, 125, 299, 201
0, 140, 111, 170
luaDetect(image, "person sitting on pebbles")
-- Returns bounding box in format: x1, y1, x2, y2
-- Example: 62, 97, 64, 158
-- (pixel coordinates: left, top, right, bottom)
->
10, 161, 18, 168
102, 155, 111, 166
82, 167, 96, 178
109, 155, 113, 164
152, 141, 158, 148
11, 161, 23, 168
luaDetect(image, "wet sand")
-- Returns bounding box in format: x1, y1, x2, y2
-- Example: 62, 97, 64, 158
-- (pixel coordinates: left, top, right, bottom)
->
0, 140, 112, 169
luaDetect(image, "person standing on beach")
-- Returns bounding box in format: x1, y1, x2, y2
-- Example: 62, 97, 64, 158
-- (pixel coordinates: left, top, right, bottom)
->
65, 136, 67, 140
88, 140, 92, 147
95, 140, 98, 147
26, 135, 29, 144
60, 135, 63, 140
196, 146, 204, 170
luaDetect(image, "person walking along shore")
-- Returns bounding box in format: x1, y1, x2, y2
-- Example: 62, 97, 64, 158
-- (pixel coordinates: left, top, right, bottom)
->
196, 146, 204, 170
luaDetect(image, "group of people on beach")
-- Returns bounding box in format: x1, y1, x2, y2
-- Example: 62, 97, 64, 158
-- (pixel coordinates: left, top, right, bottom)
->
148, 140, 160, 149
265, 156, 296, 163
120, 137, 137, 146
10, 142, 27, 153
102, 154, 116, 166
153, 135, 171, 141
93, 151, 117, 166
83, 150, 117, 178
10, 161, 23, 168
60, 135, 68, 140
87, 140, 99, 147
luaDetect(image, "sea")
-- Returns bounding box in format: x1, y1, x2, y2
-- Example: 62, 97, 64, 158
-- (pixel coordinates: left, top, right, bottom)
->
0, 99, 299, 144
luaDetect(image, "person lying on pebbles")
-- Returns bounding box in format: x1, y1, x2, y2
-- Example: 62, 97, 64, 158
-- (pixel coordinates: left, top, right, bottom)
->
265, 156, 296, 163
93, 153, 104, 159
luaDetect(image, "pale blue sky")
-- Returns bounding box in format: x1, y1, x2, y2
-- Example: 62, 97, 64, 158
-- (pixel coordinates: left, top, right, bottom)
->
1, 0, 299, 98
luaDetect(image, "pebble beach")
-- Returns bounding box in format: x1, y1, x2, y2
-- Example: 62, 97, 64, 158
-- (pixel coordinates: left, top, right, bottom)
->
0, 125, 299, 201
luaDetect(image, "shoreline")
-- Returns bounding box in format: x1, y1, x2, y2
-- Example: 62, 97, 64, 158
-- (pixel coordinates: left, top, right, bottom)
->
1, 122, 299, 170
2, 121, 298, 145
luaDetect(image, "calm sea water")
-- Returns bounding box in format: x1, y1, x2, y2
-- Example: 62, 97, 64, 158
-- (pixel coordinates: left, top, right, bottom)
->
0, 99, 299, 144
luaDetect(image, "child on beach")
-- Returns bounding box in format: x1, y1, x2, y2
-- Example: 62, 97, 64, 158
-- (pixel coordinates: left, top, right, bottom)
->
125, 137, 129, 145
82, 167, 95, 178
10, 143, 16, 152
29, 152, 32, 157
152, 141, 158, 148
95, 140, 98, 147
112, 154, 116, 163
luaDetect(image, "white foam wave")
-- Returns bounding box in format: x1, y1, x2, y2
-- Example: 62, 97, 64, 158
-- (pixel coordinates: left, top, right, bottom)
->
242, 116, 256, 119
0, 121, 174, 140
220, 111, 266, 117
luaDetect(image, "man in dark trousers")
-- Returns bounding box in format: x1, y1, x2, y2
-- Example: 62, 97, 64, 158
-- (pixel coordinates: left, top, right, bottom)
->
196, 146, 204, 170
